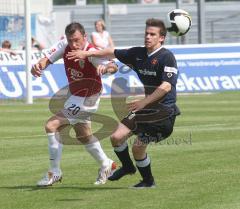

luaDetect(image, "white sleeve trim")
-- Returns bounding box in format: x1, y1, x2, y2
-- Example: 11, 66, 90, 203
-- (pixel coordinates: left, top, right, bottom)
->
46, 38, 68, 63
164, 66, 178, 74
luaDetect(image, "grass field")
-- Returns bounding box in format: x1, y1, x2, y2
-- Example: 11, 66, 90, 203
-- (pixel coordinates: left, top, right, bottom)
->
0, 91, 240, 209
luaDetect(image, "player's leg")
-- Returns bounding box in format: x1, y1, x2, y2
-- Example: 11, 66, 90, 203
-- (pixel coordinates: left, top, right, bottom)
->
73, 122, 116, 185
130, 116, 177, 188
131, 138, 155, 188
73, 122, 111, 166
37, 112, 69, 186
108, 122, 136, 181
45, 112, 69, 171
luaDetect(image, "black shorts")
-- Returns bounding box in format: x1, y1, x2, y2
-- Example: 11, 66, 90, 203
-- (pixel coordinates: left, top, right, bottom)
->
121, 103, 179, 143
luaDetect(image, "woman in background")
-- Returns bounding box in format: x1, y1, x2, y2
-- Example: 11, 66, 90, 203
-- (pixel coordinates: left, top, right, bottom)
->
91, 19, 114, 49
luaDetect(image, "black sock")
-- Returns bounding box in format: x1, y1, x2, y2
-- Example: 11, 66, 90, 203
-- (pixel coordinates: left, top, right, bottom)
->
135, 155, 154, 183
114, 146, 135, 171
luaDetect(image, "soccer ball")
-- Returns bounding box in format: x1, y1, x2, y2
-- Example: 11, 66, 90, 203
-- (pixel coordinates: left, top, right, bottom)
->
166, 9, 192, 37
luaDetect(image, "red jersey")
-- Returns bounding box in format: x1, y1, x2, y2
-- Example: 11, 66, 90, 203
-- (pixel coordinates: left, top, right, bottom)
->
63, 44, 102, 97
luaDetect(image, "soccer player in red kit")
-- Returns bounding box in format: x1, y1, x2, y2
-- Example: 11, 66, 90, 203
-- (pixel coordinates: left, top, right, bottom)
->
31, 22, 118, 186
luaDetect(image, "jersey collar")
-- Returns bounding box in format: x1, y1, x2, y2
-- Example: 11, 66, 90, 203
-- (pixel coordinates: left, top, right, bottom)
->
147, 46, 163, 57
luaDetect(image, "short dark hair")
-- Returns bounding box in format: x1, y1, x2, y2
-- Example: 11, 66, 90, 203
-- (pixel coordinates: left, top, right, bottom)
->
145, 18, 167, 37
65, 22, 85, 36
2, 40, 11, 49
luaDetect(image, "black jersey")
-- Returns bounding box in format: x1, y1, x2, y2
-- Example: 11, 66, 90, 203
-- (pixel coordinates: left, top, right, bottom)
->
114, 47, 178, 105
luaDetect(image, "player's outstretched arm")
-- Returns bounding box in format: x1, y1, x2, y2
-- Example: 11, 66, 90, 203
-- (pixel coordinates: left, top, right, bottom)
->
66, 47, 115, 62
31, 57, 51, 77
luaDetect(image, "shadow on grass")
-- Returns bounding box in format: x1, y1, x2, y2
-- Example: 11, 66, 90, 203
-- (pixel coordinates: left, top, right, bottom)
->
0, 185, 125, 192
56, 198, 85, 202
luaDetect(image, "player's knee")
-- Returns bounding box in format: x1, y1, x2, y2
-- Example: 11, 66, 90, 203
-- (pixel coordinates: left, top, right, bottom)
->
77, 135, 93, 144
110, 133, 123, 147
45, 120, 57, 133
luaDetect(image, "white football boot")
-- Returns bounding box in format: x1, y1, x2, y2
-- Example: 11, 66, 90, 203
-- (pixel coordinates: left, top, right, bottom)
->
37, 169, 63, 187
94, 160, 117, 185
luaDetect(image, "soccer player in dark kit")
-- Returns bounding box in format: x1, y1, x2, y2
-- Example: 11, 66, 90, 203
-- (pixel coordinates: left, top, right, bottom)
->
66, 18, 181, 188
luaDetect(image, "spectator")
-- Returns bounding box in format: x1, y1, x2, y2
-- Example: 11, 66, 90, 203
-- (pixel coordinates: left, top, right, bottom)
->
0, 40, 17, 55
22, 37, 45, 51
31, 37, 45, 50
2, 40, 11, 49
91, 19, 114, 49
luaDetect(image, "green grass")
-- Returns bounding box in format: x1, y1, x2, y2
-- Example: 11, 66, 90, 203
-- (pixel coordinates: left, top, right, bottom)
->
0, 91, 240, 209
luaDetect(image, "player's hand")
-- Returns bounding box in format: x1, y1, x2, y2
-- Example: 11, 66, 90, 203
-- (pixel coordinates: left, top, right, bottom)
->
127, 99, 147, 112
31, 62, 43, 77
66, 50, 88, 62
96, 65, 107, 76
31, 57, 50, 77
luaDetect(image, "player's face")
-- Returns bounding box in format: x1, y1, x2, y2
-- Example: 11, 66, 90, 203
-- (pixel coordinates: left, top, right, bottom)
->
67, 30, 87, 50
145, 26, 165, 53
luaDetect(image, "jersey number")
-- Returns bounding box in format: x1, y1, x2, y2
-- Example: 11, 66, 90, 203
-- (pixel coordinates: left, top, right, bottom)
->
67, 104, 81, 115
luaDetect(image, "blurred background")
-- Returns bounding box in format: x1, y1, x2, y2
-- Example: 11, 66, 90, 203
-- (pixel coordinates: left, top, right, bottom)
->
0, 0, 239, 103
1, 3, 240, 209
1, 0, 239, 49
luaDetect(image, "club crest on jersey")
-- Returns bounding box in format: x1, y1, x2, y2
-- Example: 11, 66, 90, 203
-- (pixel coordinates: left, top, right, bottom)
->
79, 60, 85, 69
167, 72, 173, 78
151, 58, 158, 65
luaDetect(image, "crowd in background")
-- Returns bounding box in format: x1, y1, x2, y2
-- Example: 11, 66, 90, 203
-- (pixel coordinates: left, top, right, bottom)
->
0, 19, 114, 55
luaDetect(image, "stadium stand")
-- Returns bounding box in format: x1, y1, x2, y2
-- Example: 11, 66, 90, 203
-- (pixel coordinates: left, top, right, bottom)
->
53, 2, 240, 46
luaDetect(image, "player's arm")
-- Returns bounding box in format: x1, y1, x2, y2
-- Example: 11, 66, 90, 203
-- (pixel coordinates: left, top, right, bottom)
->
96, 61, 118, 76
31, 57, 51, 77
66, 47, 115, 61
141, 54, 178, 107
87, 48, 118, 76
144, 81, 171, 105
127, 82, 171, 112
31, 37, 67, 77
128, 53, 178, 112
